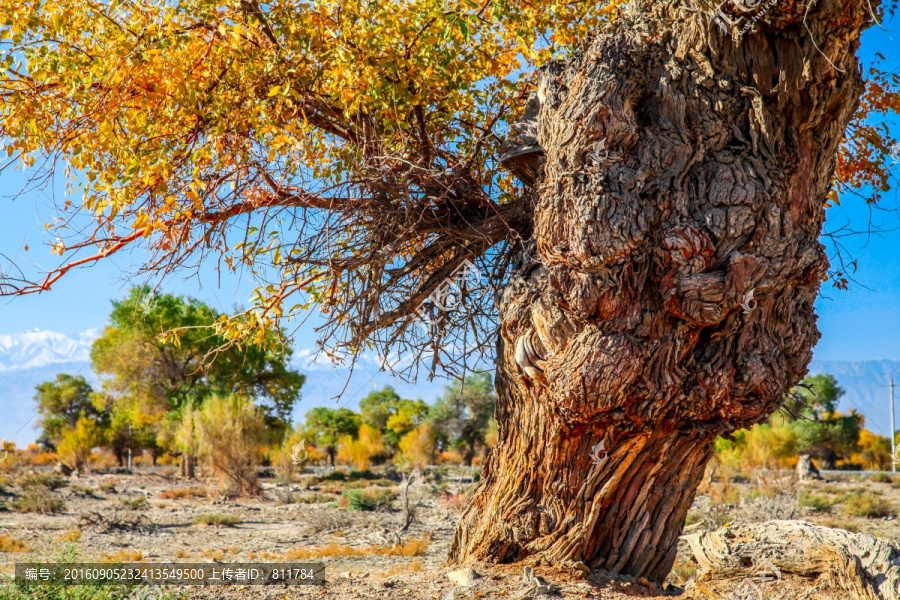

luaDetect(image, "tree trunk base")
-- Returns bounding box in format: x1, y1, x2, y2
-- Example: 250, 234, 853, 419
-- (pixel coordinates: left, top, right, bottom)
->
450, 425, 715, 584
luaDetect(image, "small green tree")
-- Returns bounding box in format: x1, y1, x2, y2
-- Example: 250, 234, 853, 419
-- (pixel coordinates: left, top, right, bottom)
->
427, 372, 496, 465
359, 387, 429, 449
91, 287, 305, 442
174, 407, 199, 478
784, 374, 861, 470
34, 374, 103, 449
302, 407, 360, 466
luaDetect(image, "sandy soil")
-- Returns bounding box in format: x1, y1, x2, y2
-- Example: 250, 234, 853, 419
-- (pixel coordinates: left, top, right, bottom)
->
2, 466, 898, 599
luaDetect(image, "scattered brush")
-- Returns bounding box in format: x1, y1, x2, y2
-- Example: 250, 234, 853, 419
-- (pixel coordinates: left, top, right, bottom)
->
202, 549, 225, 561
97, 481, 118, 494
821, 519, 861, 533
79, 509, 154, 533
120, 497, 149, 510
799, 491, 834, 513
54, 530, 82, 543
341, 488, 397, 511
160, 488, 207, 500
304, 510, 354, 535
0, 535, 30, 553
100, 550, 143, 563
297, 493, 334, 504
70, 485, 100, 498
12, 490, 66, 514
842, 491, 896, 518
381, 561, 424, 577
870, 473, 893, 484
193, 513, 242, 527
17, 472, 67, 491
283, 536, 430, 559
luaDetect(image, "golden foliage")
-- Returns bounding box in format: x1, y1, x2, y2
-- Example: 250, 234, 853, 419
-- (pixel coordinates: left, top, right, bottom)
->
0, 535, 30, 553
194, 395, 266, 496
57, 417, 105, 472
338, 424, 385, 471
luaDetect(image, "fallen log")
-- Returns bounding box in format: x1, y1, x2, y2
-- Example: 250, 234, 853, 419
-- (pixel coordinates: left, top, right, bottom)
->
683, 520, 900, 599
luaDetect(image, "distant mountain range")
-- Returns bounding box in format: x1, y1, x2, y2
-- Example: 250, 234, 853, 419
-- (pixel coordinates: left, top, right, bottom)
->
0, 329, 448, 447
808, 359, 900, 439
1, 329, 897, 447
0, 328, 97, 372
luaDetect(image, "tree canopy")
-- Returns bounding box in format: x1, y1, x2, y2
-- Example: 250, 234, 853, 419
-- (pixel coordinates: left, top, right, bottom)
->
3, 0, 894, 377
91, 286, 305, 433
34, 373, 103, 448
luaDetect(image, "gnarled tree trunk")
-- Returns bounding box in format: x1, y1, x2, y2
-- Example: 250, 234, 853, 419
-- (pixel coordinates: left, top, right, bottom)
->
450, 0, 873, 583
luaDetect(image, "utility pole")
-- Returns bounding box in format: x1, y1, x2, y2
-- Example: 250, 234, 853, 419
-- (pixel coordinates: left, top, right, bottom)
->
891, 375, 897, 473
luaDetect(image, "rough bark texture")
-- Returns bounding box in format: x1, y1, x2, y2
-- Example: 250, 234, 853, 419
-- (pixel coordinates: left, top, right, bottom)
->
685, 520, 900, 599
450, 0, 873, 583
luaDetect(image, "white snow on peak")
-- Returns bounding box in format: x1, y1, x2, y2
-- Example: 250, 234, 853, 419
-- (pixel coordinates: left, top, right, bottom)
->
0, 328, 99, 372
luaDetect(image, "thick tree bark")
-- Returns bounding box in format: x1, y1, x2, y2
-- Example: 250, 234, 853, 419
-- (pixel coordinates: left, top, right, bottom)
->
450, 0, 873, 583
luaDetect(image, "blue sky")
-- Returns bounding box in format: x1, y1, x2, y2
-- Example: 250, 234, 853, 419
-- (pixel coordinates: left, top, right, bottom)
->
1, 13, 899, 364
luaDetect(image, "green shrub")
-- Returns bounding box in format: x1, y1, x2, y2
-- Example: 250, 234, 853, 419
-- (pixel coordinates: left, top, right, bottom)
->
120, 497, 149, 510
193, 513, 242, 527
342, 488, 397, 511
321, 470, 347, 482
17, 473, 67, 491
799, 491, 833, 513
870, 473, 893, 484
842, 491, 895, 518
684, 510, 704, 527
297, 493, 335, 504
12, 490, 66, 514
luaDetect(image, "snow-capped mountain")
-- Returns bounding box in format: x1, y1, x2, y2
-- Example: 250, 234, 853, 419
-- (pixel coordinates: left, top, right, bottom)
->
0, 328, 98, 372
3, 328, 897, 449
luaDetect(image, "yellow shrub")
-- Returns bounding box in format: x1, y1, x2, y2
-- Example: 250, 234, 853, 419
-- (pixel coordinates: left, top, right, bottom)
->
273, 428, 326, 480
436, 449, 463, 465
715, 417, 797, 471
338, 424, 384, 471
55, 530, 82, 543
195, 395, 266, 496
0, 535, 30, 553
394, 424, 434, 471
57, 417, 105, 472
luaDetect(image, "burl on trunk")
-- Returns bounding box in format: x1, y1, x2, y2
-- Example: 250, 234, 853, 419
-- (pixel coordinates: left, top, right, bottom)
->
450, 0, 874, 583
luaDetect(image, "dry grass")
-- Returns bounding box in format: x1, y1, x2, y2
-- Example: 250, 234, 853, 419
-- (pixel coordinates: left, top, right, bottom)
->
54, 530, 82, 543
669, 558, 697, 586
101, 550, 143, 562
98, 481, 118, 494
193, 513, 242, 527
120, 497, 149, 510
380, 561, 424, 577
160, 488, 207, 500
202, 549, 225, 561
0, 535, 30, 553
175, 549, 190, 558
283, 536, 430, 559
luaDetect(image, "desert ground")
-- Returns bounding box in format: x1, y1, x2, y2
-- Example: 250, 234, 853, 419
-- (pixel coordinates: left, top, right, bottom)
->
1, 464, 899, 599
